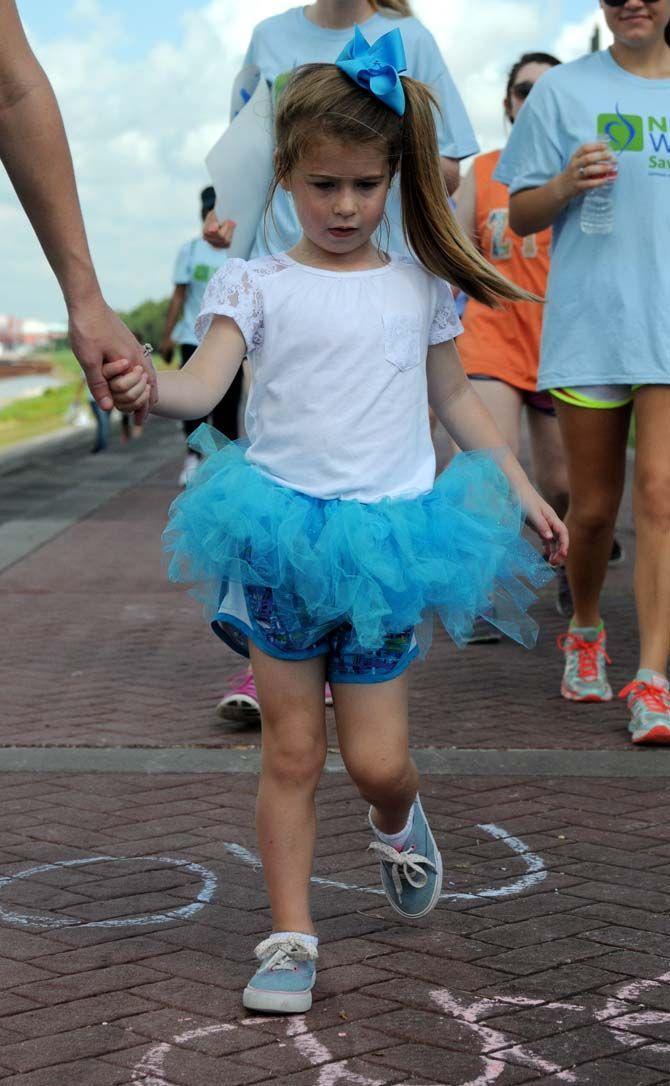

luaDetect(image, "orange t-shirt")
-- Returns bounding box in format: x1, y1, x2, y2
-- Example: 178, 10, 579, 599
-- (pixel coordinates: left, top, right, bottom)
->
457, 149, 551, 393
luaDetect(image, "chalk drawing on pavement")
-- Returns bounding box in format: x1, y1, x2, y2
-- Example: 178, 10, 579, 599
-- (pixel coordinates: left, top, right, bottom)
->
224, 822, 547, 903
130, 972, 665, 1085
0, 854, 217, 930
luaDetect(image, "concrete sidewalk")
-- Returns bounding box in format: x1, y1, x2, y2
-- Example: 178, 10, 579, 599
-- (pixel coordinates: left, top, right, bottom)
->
1, 420, 669, 1086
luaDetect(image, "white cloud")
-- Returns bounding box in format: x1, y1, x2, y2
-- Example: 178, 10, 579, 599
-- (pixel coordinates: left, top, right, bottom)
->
554, 9, 613, 60
2, 0, 611, 321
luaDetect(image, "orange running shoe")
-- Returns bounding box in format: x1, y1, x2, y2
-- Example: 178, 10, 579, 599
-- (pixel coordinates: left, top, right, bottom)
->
558, 626, 612, 702
620, 670, 670, 745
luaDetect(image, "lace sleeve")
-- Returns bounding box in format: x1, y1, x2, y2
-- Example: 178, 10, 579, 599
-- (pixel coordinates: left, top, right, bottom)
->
429, 278, 464, 346
195, 258, 264, 351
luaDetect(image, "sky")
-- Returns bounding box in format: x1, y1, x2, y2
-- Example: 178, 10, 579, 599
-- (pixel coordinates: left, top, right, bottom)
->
3, 0, 611, 322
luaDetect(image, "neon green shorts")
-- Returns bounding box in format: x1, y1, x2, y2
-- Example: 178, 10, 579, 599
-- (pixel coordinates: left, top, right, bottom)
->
550, 384, 639, 410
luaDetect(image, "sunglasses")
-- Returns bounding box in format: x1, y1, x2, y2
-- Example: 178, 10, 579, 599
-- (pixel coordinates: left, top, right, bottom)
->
511, 80, 534, 100
603, 0, 661, 7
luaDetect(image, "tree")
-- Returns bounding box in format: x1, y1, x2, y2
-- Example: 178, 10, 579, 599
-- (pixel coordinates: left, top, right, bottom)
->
119, 297, 170, 351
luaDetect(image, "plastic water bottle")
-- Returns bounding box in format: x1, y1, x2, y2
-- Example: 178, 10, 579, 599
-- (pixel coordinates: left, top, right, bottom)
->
580, 143, 617, 236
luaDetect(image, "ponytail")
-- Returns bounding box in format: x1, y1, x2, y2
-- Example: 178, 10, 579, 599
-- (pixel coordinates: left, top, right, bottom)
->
400, 78, 537, 307
369, 0, 414, 16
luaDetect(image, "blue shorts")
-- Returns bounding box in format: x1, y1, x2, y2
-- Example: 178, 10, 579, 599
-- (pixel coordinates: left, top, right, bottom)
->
212, 583, 418, 685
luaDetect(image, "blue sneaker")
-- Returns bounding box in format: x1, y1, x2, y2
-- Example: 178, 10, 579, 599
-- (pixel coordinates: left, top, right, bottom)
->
368, 797, 443, 919
243, 933, 317, 1013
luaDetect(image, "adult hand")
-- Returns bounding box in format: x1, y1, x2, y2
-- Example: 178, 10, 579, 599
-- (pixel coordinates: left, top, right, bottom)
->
557, 142, 618, 202
202, 211, 236, 249
68, 295, 157, 422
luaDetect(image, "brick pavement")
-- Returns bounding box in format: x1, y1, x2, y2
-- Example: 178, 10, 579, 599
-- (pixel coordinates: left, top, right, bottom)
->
0, 773, 668, 1084
2, 422, 670, 1085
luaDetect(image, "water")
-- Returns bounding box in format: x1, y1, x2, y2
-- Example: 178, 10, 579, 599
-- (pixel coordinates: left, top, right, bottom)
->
580, 141, 617, 235
0, 374, 63, 407
580, 181, 615, 235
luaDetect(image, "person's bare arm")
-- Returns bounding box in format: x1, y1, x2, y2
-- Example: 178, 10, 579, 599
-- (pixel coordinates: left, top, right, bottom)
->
0, 0, 152, 411
509, 141, 617, 237
103, 316, 247, 421
441, 157, 461, 196
427, 339, 568, 564
159, 284, 187, 361
453, 164, 477, 244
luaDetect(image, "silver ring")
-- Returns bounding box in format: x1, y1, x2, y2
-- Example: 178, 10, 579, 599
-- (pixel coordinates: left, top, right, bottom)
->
142, 343, 153, 357
578, 165, 586, 177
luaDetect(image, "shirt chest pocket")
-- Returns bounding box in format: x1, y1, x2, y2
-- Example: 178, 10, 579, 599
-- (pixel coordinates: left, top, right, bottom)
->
382, 314, 422, 372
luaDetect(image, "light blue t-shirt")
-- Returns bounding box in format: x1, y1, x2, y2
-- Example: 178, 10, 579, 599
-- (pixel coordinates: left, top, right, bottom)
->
172, 237, 230, 345
495, 50, 670, 390
244, 6, 479, 257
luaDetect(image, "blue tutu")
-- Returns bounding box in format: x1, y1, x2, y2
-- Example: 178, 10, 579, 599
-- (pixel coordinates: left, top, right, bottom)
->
162, 425, 553, 655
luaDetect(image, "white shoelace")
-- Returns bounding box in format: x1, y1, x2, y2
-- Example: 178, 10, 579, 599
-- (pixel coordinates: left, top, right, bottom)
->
368, 841, 436, 901
254, 934, 318, 974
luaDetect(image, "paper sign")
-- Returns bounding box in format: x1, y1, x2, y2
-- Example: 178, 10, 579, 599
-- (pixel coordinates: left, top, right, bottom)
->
205, 75, 274, 261
229, 64, 261, 122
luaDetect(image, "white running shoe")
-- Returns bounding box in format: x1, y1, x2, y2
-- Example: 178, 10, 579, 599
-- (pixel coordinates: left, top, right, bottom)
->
178, 452, 200, 487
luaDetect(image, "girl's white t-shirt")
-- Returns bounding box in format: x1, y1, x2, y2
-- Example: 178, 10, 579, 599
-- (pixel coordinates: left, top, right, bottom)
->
196, 253, 462, 503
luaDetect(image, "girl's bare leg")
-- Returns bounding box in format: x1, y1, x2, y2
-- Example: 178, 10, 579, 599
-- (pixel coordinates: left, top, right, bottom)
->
332, 672, 418, 832
249, 644, 327, 934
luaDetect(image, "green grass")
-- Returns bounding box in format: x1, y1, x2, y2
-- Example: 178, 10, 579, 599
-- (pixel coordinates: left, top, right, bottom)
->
0, 348, 81, 449
0, 347, 170, 450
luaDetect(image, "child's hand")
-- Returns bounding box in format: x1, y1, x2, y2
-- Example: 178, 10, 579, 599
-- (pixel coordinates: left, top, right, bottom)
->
101, 358, 152, 413
522, 490, 569, 567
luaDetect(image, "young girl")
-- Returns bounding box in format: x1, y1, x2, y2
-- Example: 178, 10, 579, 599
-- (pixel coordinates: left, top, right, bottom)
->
209, 0, 479, 723
104, 28, 568, 1014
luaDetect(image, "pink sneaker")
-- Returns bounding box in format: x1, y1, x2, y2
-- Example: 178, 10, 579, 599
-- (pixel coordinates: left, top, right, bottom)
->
217, 672, 334, 722
217, 670, 261, 723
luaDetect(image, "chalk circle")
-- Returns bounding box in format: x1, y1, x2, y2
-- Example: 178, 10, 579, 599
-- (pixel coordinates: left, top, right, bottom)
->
0, 854, 218, 930
224, 822, 547, 903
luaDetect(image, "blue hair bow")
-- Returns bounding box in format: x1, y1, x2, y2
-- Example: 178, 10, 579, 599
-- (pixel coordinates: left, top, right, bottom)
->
336, 26, 407, 117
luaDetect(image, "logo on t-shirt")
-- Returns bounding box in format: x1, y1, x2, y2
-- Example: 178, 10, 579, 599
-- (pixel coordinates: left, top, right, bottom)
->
597, 109, 643, 152
597, 105, 670, 175
193, 264, 215, 283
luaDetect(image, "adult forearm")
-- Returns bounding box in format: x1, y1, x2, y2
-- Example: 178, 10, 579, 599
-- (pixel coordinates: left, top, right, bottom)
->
0, 58, 100, 308
163, 292, 185, 340
508, 176, 571, 236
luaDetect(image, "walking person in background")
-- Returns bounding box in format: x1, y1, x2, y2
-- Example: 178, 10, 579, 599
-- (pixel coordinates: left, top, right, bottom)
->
72, 377, 111, 454
102, 34, 567, 1012
161, 187, 240, 487
454, 52, 570, 640
0, 0, 154, 415
208, 0, 480, 722
496, 0, 670, 742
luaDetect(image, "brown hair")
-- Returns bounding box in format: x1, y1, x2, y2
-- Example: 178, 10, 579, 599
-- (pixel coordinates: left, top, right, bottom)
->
504, 51, 561, 119
369, 0, 414, 16
270, 64, 535, 308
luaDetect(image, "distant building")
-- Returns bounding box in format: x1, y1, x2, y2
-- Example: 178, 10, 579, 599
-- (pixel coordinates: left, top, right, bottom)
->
0, 314, 67, 355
